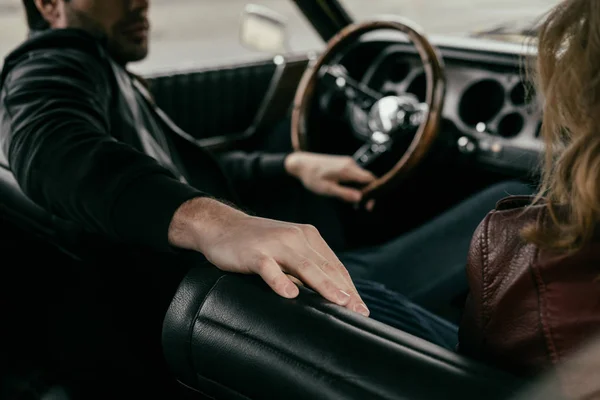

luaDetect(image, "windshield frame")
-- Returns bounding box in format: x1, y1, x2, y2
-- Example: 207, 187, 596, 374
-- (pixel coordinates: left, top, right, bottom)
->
290, 0, 354, 42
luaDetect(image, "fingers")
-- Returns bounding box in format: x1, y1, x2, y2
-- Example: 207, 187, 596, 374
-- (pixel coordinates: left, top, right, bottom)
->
246, 223, 369, 317
366, 199, 376, 212
286, 274, 304, 287
276, 250, 353, 308
299, 226, 370, 316
353, 199, 377, 212
309, 250, 370, 316
338, 159, 377, 184
323, 182, 363, 203
253, 256, 300, 299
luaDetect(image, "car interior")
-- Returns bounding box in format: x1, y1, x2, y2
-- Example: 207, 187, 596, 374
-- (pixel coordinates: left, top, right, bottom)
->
0, 0, 586, 399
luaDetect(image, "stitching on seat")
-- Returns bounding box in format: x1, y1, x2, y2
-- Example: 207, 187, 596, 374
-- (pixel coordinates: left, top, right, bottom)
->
196, 316, 397, 400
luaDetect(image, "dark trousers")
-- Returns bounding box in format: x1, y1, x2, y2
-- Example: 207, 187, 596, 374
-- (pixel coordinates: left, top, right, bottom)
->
350, 181, 532, 350
341, 180, 533, 306
252, 179, 533, 348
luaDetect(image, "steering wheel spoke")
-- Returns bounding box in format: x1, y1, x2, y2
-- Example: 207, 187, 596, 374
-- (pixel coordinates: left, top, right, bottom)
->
320, 64, 382, 109
353, 132, 393, 167
292, 18, 445, 198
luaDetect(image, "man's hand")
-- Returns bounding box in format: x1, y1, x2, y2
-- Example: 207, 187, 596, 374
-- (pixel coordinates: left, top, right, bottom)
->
285, 152, 376, 205
168, 197, 370, 316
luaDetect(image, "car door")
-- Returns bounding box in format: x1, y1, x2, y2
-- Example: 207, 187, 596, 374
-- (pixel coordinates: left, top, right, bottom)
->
129, 0, 322, 152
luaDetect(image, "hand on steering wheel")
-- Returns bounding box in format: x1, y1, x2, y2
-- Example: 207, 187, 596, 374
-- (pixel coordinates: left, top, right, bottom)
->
285, 151, 376, 204
292, 17, 446, 202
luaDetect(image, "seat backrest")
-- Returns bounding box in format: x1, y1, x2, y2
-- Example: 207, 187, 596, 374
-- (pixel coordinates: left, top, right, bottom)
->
163, 267, 526, 400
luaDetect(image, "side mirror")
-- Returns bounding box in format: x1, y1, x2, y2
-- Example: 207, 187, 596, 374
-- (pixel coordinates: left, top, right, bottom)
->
240, 4, 289, 54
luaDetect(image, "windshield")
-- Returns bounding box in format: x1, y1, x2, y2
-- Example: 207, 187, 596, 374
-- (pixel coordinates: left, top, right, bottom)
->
343, 0, 559, 38
0, 0, 561, 74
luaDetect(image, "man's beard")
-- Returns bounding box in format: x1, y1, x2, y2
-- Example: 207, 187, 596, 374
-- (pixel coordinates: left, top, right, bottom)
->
63, 6, 149, 65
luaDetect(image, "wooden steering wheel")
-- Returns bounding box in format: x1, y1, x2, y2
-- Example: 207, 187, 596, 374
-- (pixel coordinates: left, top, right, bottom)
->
291, 18, 446, 202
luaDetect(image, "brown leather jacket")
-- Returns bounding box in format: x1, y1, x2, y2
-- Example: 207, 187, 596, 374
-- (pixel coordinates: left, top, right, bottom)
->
458, 196, 600, 376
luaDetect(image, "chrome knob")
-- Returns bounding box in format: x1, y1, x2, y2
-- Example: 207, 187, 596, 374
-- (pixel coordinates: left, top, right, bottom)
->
457, 136, 477, 154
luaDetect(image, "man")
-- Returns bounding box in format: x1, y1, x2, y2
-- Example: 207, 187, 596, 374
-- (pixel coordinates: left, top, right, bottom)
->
1, 0, 373, 315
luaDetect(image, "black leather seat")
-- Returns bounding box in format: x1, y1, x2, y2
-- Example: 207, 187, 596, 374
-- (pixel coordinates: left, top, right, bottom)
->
162, 267, 525, 400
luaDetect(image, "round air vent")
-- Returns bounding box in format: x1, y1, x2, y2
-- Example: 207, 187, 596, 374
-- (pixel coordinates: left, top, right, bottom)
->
497, 112, 525, 138
459, 79, 505, 127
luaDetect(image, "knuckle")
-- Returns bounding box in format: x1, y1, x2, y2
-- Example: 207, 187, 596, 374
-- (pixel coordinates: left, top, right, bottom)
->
341, 164, 352, 174
289, 226, 304, 236
274, 275, 289, 291
319, 260, 335, 274
300, 224, 318, 235
344, 158, 356, 168
253, 254, 273, 273
337, 263, 351, 276
322, 279, 339, 294
279, 226, 303, 241
297, 257, 313, 272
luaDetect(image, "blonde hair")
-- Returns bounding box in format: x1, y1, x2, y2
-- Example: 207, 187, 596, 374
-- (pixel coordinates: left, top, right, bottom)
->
523, 0, 600, 250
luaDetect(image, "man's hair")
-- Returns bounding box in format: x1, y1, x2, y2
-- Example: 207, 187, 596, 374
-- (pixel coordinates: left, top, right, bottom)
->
22, 0, 50, 30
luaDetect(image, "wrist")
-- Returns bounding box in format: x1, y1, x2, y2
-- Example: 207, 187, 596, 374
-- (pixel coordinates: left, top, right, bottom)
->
168, 197, 246, 252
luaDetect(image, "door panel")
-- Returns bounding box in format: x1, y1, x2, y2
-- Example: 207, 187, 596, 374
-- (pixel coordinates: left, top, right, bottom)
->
147, 55, 310, 151
148, 59, 276, 141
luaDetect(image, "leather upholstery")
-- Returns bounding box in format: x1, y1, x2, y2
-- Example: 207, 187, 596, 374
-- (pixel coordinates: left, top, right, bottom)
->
162, 267, 523, 400
459, 196, 600, 376
148, 60, 276, 140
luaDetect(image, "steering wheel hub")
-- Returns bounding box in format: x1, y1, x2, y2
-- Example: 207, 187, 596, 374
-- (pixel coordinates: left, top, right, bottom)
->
368, 94, 424, 135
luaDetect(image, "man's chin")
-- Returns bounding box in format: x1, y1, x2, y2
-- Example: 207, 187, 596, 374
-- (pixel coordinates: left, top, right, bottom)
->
128, 48, 149, 63
110, 45, 149, 65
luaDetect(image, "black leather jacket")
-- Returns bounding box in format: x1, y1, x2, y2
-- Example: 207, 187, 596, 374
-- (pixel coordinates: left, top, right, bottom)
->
0, 29, 289, 252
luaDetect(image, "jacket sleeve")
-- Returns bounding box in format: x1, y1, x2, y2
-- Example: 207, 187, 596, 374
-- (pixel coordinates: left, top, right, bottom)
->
457, 212, 491, 358
0, 49, 204, 251
215, 151, 291, 199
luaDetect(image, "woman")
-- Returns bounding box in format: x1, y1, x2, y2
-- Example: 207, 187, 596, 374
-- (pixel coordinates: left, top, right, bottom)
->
459, 0, 600, 377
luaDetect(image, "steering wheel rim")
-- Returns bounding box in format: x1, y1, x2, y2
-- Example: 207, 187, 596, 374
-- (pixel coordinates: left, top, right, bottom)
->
291, 17, 446, 201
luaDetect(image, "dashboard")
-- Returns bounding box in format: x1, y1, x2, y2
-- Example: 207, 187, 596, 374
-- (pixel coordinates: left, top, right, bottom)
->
339, 32, 543, 174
